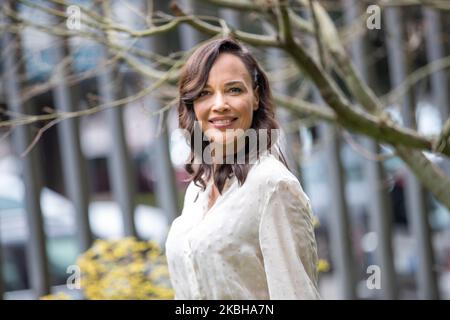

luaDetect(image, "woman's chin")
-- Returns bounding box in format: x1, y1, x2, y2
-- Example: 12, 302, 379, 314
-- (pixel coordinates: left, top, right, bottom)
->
206, 130, 249, 159
210, 137, 231, 148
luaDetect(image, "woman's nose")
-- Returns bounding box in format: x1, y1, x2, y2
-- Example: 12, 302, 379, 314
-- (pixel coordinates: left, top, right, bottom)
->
211, 92, 229, 111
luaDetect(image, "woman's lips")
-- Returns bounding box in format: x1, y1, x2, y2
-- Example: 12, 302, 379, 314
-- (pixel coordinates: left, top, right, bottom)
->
209, 118, 238, 129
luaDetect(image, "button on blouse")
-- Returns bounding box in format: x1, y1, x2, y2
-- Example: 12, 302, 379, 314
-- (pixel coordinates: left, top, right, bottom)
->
165, 152, 320, 299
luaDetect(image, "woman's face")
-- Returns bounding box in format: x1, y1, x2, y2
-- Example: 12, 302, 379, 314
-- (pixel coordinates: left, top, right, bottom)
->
193, 53, 259, 146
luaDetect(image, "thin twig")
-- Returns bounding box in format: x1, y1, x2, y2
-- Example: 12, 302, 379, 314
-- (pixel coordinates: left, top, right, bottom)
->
383, 55, 450, 107
170, 2, 281, 47
433, 118, 450, 153
308, 0, 327, 69
341, 130, 394, 162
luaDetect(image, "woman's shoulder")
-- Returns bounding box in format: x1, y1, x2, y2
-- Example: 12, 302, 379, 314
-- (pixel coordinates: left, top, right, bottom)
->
247, 151, 300, 189
182, 178, 204, 205
245, 152, 312, 215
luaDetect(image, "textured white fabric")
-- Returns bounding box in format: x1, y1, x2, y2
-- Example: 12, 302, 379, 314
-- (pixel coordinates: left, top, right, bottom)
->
165, 152, 321, 300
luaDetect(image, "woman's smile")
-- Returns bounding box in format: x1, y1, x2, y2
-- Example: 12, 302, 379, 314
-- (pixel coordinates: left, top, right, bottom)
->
193, 53, 259, 145
208, 116, 239, 129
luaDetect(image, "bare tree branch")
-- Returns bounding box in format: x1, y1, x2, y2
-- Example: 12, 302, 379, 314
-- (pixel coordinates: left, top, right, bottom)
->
4, 0, 450, 210
276, 2, 450, 157
383, 55, 450, 107
434, 118, 450, 153
298, 0, 450, 210
170, 1, 281, 47
273, 92, 337, 123
308, 0, 327, 69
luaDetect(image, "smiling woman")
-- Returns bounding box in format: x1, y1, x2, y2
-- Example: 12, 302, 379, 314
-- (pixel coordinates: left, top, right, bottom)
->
178, 37, 285, 193
165, 37, 320, 300
193, 53, 259, 146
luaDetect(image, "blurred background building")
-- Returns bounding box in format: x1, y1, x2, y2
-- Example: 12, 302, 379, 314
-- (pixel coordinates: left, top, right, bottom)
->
0, 0, 449, 300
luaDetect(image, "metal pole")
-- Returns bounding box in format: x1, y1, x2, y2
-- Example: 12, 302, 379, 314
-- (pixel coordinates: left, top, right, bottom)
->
97, 60, 137, 237
384, 7, 439, 300
266, 46, 302, 178
96, 1, 137, 238
1, 2, 50, 298
423, 8, 450, 175
178, 0, 204, 50
319, 121, 357, 299
148, 111, 180, 224
0, 256, 2, 300
343, 0, 397, 299
258, 15, 302, 181
0, 170, 3, 298
0, 41, 4, 301
52, 8, 92, 252
140, 0, 180, 226
423, 9, 449, 122
302, 5, 356, 299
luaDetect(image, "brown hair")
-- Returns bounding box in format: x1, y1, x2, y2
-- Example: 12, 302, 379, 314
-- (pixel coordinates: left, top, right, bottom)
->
178, 37, 289, 194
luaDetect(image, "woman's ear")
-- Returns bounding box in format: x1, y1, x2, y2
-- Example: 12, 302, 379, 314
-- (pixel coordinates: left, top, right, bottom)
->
253, 86, 260, 110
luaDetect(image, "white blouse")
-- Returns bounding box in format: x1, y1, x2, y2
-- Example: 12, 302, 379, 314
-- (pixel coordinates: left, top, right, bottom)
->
164, 151, 320, 300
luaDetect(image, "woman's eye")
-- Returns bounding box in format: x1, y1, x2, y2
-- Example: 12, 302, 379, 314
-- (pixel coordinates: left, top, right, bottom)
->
229, 87, 242, 94
198, 91, 210, 98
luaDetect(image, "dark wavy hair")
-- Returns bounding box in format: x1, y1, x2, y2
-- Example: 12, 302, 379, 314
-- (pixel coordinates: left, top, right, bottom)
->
178, 37, 289, 194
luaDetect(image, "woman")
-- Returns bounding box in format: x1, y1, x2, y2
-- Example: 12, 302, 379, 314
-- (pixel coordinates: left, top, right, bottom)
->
165, 37, 320, 300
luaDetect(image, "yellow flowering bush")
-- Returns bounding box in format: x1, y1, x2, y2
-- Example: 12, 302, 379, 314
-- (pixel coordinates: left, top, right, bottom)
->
313, 216, 331, 274
40, 292, 72, 300
317, 259, 331, 273
76, 237, 174, 300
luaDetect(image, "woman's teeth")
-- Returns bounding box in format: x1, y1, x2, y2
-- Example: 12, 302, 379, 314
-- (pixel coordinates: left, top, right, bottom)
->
212, 119, 233, 124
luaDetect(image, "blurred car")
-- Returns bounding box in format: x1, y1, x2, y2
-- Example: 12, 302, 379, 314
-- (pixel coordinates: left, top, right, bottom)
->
299, 125, 450, 299
0, 172, 169, 292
